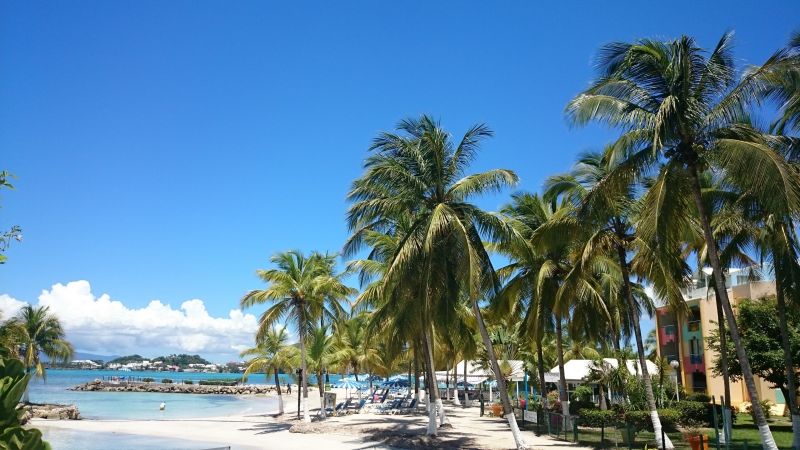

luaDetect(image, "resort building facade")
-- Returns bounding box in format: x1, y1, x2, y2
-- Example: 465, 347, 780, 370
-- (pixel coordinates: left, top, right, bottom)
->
654, 268, 784, 409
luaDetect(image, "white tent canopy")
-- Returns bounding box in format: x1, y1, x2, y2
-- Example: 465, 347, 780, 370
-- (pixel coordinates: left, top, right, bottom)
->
548, 358, 658, 383
437, 359, 526, 383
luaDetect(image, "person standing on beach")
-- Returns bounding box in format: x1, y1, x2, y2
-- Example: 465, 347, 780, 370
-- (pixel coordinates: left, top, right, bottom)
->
287, 383, 291, 394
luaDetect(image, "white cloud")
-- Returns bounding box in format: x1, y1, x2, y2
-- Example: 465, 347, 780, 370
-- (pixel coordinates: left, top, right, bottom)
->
1, 280, 259, 362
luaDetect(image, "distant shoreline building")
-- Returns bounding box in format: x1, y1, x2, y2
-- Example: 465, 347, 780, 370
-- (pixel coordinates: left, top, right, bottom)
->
654, 266, 784, 409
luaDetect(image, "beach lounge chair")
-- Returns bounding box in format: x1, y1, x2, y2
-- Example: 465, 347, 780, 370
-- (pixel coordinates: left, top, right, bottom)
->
331, 398, 351, 416
376, 397, 404, 414
394, 398, 417, 415
345, 399, 366, 414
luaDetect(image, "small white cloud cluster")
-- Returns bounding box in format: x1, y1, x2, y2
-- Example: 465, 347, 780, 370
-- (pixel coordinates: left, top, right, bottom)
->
0, 281, 259, 362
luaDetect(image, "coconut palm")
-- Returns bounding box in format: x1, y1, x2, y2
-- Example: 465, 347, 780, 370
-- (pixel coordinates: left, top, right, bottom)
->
240, 250, 354, 423
13, 305, 73, 403
240, 327, 299, 415
566, 33, 800, 449
346, 116, 528, 447
544, 149, 677, 447
306, 325, 336, 418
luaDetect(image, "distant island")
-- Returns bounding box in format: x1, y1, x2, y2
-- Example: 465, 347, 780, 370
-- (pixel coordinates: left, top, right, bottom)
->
61, 353, 245, 373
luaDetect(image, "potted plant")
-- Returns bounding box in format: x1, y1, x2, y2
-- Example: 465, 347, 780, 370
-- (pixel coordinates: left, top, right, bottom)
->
490, 402, 503, 417
682, 428, 708, 450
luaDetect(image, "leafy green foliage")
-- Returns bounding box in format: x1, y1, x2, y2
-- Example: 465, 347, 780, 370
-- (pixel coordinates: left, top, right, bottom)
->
152, 354, 211, 367
706, 297, 800, 401
672, 401, 709, 427
0, 357, 50, 450
625, 409, 679, 432
578, 409, 619, 427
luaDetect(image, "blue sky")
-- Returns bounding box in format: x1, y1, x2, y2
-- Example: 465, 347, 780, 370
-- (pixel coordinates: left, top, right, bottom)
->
0, 1, 796, 359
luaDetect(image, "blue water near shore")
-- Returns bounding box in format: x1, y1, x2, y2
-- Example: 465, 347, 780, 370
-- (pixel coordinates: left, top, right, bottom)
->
29, 369, 301, 420
39, 428, 234, 450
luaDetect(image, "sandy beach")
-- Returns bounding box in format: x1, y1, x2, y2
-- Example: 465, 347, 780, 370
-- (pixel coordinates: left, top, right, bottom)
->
32, 389, 590, 450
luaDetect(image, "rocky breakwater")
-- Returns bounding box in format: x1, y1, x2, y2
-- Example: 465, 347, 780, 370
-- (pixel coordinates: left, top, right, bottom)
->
20, 403, 81, 423
71, 380, 277, 395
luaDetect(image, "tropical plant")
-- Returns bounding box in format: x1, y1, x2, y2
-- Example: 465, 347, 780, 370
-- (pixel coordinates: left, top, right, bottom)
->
306, 325, 335, 417
240, 326, 299, 415
345, 115, 528, 447
0, 356, 51, 450
12, 305, 73, 404
566, 32, 800, 450
240, 250, 353, 422
0, 171, 23, 266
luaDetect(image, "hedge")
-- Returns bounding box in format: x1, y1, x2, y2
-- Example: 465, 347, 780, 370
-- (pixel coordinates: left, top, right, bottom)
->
162, 378, 173, 384
183, 380, 193, 385
142, 377, 154, 383
673, 400, 708, 426
578, 409, 618, 427
625, 409, 680, 432
198, 379, 238, 386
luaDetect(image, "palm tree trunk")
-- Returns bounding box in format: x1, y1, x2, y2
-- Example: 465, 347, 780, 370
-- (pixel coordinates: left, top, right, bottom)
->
775, 264, 800, 449
318, 369, 326, 418
688, 166, 777, 450
299, 307, 311, 423
445, 367, 451, 400
712, 283, 733, 443
453, 356, 461, 405
421, 324, 441, 435
536, 342, 546, 406
274, 368, 284, 415
414, 343, 422, 403
464, 359, 469, 404
22, 366, 31, 404
599, 383, 607, 411
617, 244, 674, 449
555, 318, 570, 418
472, 298, 528, 449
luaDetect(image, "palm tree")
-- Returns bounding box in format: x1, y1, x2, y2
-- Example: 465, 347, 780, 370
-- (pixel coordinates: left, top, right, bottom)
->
240, 327, 299, 415
306, 325, 336, 418
13, 305, 73, 403
240, 250, 353, 423
566, 33, 800, 450
545, 149, 676, 448
346, 116, 527, 447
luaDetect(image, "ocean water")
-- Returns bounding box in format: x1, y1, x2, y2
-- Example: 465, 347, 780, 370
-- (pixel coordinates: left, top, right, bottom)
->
28, 369, 295, 420
31, 369, 299, 449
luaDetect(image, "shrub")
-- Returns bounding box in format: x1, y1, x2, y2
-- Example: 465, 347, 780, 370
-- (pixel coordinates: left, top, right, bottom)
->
142, 377, 154, 383
546, 390, 561, 412
673, 401, 709, 427
685, 392, 711, 403
745, 399, 773, 420
572, 385, 593, 403
0, 357, 51, 448
161, 378, 173, 384
626, 409, 679, 432
569, 400, 596, 415
579, 409, 618, 428
183, 380, 193, 385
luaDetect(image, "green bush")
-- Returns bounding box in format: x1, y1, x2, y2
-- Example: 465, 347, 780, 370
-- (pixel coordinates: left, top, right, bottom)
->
572, 384, 593, 402
142, 377, 154, 383
183, 380, 193, 385
161, 378, 173, 384
578, 409, 618, 427
745, 399, 773, 420
569, 399, 596, 415
673, 401, 709, 427
625, 408, 679, 432
685, 392, 711, 403
0, 357, 52, 449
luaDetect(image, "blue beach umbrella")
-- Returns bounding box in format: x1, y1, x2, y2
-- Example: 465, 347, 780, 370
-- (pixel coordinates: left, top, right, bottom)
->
334, 378, 364, 397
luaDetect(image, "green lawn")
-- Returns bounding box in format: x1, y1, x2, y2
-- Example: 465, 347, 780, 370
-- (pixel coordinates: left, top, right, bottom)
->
530, 415, 797, 450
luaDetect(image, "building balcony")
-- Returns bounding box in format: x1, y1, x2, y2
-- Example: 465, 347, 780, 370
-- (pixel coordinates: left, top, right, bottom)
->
658, 325, 677, 344
687, 320, 701, 332
684, 355, 705, 372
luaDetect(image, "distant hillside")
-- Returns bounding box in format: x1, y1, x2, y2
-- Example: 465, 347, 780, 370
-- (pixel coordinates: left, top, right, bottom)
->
73, 351, 120, 362
153, 354, 211, 366
106, 354, 145, 365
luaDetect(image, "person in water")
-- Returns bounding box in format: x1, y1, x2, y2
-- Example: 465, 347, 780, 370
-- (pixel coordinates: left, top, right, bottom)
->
159, 402, 166, 411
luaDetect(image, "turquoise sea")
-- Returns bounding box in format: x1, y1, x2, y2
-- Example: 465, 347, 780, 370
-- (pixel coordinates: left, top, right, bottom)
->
31, 369, 342, 449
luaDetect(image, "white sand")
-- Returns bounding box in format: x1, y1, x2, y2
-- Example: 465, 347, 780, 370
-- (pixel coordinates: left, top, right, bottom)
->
32, 388, 590, 450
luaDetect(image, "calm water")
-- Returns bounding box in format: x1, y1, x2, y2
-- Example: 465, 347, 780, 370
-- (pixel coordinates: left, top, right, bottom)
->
32, 369, 301, 449
28, 369, 298, 420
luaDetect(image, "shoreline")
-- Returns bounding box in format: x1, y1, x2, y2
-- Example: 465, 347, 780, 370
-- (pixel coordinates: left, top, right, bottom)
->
71, 380, 282, 395
30, 391, 590, 450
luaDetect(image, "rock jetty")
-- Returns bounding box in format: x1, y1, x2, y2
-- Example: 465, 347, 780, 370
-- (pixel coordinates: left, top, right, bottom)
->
20, 403, 81, 423
71, 379, 278, 395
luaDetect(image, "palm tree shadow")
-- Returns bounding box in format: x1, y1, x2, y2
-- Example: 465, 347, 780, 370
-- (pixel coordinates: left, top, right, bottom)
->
238, 422, 293, 435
